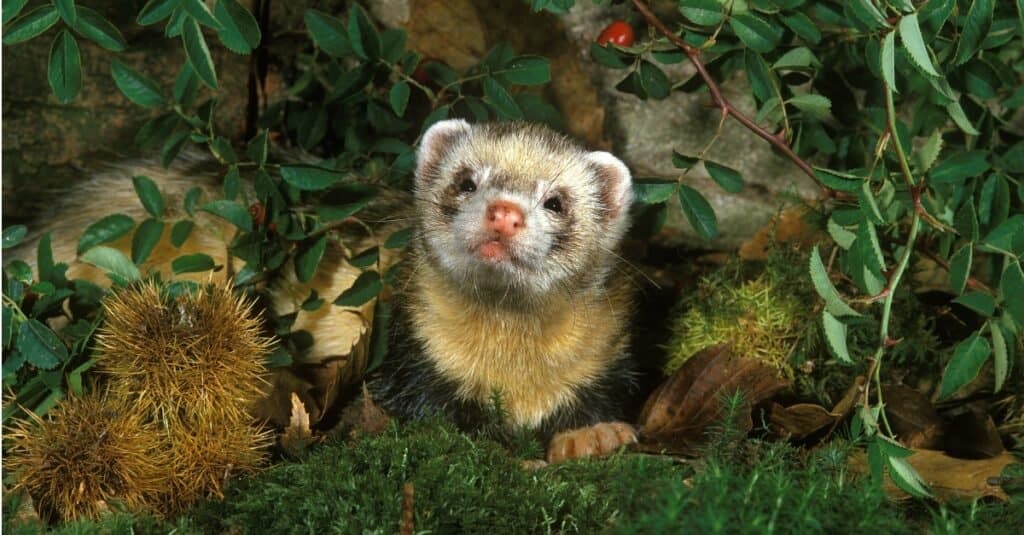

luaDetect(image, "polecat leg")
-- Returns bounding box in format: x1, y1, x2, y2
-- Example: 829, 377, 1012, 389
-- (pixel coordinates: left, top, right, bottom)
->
546, 421, 637, 463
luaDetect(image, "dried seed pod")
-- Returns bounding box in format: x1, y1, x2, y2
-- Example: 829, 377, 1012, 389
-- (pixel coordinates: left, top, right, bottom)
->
3, 392, 169, 522
96, 281, 273, 423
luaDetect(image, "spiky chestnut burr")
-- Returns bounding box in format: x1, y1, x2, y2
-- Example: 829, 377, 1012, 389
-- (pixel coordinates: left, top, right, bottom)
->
3, 392, 169, 522
95, 281, 273, 424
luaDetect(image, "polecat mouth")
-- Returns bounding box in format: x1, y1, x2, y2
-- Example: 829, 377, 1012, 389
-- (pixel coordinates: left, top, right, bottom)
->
476, 239, 511, 262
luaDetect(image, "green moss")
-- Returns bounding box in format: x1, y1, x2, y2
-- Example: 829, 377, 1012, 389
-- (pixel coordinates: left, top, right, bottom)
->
6, 419, 1021, 534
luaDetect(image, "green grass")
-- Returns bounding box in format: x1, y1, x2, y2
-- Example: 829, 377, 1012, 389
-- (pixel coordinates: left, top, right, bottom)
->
5, 419, 1022, 534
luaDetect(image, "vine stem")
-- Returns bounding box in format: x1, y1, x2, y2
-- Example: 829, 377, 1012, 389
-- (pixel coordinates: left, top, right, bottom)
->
630, 0, 829, 198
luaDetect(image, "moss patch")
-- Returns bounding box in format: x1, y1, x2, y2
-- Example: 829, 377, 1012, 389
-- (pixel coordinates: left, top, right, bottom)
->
7, 420, 1021, 534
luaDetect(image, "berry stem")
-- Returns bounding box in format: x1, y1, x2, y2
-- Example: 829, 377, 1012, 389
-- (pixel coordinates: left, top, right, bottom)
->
629, 0, 829, 199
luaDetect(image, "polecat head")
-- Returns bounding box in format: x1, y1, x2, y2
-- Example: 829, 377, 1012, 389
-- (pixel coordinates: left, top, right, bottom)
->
413, 120, 633, 303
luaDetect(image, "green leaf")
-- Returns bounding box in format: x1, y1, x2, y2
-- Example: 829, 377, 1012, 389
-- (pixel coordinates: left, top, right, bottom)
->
814, 168, 862, 192
304, 9, 350, 57
930, 151, 989, 184
679, 0, 723, 25
200, 200, 252, 231
280, 165, 345, 191
704, 161, 743, 193
914, 130, 943, 173
991, 323, 1007, 392
502, 56, 550, 85
172, 253, 216, 274
80, 246, 140, 282
214, 0, 260, 54
2, 305, 14, 349
638, 61, 671, 100
129, 175, 165, 220
347, 3, 380, 61
946, 99, 980, 136
389, 81, 410, 117
54, 0, 75, 25
137, 0, 178, 25
1000, 261, 1024, 332
729, 13, 781, 53
295, 236, 327, 283
858, 181, 884, 225
384, 227, 413, 249
822, 310, 852, 363
2, 225, 27, 249
745, 52, 774, 103
77, 214, 135, 254
3, 0, 29, 25
248, 130, 268, 165
632, 179, 677, 205
111, 59, 164, 108
788, 94, 831, 119
772, 47, 820, 71
810, 245, 862, 317
953, 291, 995, 317
827, 218, 856, 250
954, 0, 994, 65
589, 42, 629, 69
881, 32, 896, 91
182, 17, 217, 89
334, 270, 382, 307
948, 244, 972, 295
18, 319, 66, 369
955, 199, 980, 243
170, 220, 194, 247
886, 456, 931, 498
222, 166, 240, 200
182, 0, 220, 29
131, 218, 164, 264
48, 30, 82, 104
672, 152, 699, 170
349, 246, 379, 269
3, 5, 58, 44
939, 332, 991, 399
850, 0, 889, 30
482, 77, 522, 119
898, 14, 940, 77
780, 12, 821, 44
71, 6, 126, 52
183, 186, 202, 217
677, 185, 717, 240
981, 215, 1024, 255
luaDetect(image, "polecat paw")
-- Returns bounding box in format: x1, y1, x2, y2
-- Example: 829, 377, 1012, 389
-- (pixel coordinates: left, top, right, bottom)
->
546, 421, 637, 463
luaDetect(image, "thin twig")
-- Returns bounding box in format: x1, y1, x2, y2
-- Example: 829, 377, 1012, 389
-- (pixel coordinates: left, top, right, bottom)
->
630, 0, 828, 198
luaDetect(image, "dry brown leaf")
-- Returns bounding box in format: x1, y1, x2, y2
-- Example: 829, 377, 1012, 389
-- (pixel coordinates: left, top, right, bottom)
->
738, 205, 821, 261
279, 393, 319, 457
638, 344, 789, 454
339, 383, 392, 438
941, 406, 1005, 459
882, 384, 943, 449
850, 449, 1017, 502
768, 403, 839, 440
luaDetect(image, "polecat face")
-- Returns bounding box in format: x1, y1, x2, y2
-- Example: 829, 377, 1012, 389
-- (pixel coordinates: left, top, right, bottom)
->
413, 120, 633, 302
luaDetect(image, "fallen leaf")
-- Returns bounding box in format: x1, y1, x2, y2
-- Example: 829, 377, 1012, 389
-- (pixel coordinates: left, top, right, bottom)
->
881, 384, 943, 449
769, 402, 839, 440
739, 205, 821, 261
279, 393, 319, 457
638, 344, 789, 455
338, 383, 391, 438
940, 405, 1005, 459
850, 449, 1017, 502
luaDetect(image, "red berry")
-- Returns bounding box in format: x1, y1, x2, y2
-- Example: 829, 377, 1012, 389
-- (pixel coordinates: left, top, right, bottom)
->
412, 63, 430, 84
248, 202, 266, 226
597, 21, 634, 47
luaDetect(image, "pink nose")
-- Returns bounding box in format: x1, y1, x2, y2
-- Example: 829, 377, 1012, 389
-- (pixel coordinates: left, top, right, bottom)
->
486, 200, 524, 237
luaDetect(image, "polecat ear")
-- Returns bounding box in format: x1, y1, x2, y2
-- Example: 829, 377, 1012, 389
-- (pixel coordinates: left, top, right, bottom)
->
416, 119, 472, 188
586, 151, 633, 221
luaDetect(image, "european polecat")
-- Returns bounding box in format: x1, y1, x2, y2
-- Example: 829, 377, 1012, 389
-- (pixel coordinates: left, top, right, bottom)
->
369, 120, 639, 461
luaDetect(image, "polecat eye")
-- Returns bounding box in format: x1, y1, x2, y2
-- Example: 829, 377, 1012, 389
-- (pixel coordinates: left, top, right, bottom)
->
543, 196, 564, 214
458, 177, 477, 193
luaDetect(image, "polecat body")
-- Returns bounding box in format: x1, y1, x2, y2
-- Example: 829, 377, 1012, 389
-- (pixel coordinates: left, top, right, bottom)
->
369, 120, 638, 447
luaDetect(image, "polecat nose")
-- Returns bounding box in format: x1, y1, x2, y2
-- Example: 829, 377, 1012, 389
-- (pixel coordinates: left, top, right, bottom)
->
485, 200, 524, 237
